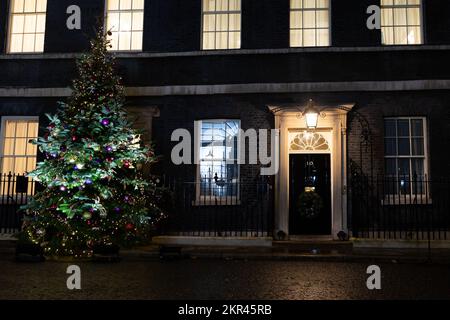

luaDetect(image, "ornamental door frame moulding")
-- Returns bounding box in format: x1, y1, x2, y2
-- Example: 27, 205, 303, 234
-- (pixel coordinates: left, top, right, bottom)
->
268, 103, 355, 240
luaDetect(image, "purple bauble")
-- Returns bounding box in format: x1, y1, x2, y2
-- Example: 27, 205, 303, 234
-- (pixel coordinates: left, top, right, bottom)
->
105, 146, 113, 153
101, 118, 110, 126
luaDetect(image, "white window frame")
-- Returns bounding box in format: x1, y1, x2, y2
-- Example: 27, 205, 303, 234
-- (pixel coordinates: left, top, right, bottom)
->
7, 0, 47, 54
383, 116, 430, 204
381, 0, 424, 46
0, 116, 39, 175
201, 0, 242, 50
104, 0, 145, 52
289, 0, 331, 48
195, 119, 241, 206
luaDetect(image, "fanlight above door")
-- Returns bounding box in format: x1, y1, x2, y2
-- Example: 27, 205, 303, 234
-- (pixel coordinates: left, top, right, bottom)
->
290, 132, 330, 152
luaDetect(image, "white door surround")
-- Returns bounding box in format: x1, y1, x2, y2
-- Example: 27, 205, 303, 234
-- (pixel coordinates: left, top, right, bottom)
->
268, 103, 355, 240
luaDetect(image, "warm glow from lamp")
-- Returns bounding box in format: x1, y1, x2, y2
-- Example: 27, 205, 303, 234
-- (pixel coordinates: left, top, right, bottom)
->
305, 112, 319, 129
303, 99, 320, 129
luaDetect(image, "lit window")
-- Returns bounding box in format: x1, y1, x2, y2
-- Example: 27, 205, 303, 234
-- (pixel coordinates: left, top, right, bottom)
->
0, 117, 39, 175
381, 0, 422, 45
290, 0, 330, 47
202, 0, 241, 50
384, 117, 428, 196
106, 0, 144, 51
197, 120, 240, 200
8, 0, 47, 53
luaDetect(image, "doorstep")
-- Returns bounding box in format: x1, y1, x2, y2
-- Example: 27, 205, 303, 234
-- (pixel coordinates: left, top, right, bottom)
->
152, 236, 273, 248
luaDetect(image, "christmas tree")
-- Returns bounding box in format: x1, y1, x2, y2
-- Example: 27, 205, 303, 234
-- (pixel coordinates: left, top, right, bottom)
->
21, 27, 165, 257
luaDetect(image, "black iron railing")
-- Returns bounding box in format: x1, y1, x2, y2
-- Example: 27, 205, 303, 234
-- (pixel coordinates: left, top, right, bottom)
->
0, 172, 36, 234
160, 177, 274, 237
349, 175, 450, 240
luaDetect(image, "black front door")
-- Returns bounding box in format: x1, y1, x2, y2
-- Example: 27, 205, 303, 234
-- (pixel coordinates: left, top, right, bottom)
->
289, 154, 332, 235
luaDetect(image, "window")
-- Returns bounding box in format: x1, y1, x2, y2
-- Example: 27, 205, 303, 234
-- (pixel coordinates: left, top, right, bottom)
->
384, 117, 428, 196
202, 0, 241, 50
8, 0, 47, 53
106, 0, 144, 51
381, 0, 422, 45
0, 117, 39, 175
197, 120, 240, 202
290, 0, 330, 47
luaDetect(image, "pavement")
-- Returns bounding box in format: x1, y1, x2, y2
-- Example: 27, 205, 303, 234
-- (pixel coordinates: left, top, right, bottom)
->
1, 238, 450, 263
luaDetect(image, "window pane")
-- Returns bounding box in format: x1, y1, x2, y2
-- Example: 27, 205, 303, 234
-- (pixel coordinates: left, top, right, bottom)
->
303, 11, 316, 28
215, 32, 228, 49
203, 14, 216, 32
317, 28, 329, 46
120, 0, 132, 10
108, 0, 120, 10
203, 0, 216, 12
203, 32, 215, 50
291, 11, 302, 29
23, 33, 35, 52
228, 31, 240, 49
131, 32, 143, 50
13, 0, 25, 13
317, 11, 329, 28
411, 119, 423, 136
36, 0, 47, 12
118, 32, 131, 50
290, 29, 302, 47
291, 0, 302, 9
303, 29, 316, 47
304, 0, 316, 8
132, 0, 144, 10
132, 12, 144, 31
411, 138, 424, 155
24, 14, 37, 33
229, 13, 240, 31
11, 15, 25, 34
3, 138, 16, 156
398, 138, 410, 155
397, 119, 410, 136
216, 14, 228, 31
24, 0, 36, 13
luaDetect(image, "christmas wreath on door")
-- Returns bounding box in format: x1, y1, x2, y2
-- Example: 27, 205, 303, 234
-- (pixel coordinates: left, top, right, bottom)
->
297, 191, 324, 219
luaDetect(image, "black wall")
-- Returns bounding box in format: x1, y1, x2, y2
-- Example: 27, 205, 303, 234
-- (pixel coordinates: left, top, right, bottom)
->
0, 0, 9, 53
242, 0, 290, 49
331, 0, 381, 47
45, 0, 104, 53
144, 0, 201, 52
424, 0, 450, 45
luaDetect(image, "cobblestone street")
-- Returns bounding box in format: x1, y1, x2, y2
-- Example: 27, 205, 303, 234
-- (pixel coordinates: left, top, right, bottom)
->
0, 254, 449, 300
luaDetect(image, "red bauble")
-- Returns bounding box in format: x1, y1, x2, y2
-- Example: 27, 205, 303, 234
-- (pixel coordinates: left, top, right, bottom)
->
125, 223, 134, 231
72, 136, 78, 142
123, 160, 130, 168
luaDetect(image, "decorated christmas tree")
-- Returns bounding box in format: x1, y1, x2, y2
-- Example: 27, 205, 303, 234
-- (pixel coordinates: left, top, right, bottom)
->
21, 27, 165, 257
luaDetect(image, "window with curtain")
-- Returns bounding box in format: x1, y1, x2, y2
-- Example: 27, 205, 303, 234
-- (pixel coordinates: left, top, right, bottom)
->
198, 120, 240, 199
384, 117, 428, 196
290, 0, 330, 47
8, 0, 47, 53
106, 0, 145, 51
0, 118, 39, 175
381, 0, 422, 45
202, 0, 241, 50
